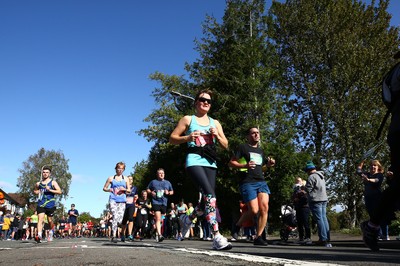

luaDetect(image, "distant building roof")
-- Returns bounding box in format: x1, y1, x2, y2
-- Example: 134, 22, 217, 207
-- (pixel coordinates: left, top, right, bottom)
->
8, 193, 27, 206
0, 188, 27, 207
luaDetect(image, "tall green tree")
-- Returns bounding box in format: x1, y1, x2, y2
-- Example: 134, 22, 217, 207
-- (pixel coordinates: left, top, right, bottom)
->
17, 147, 73, 205
269, 0, 399, 226
186, 0, 307, 228
139, 0, 304, 229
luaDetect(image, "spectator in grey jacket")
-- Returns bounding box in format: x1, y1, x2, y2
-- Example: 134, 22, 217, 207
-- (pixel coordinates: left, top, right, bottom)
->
304, 161, 331, 247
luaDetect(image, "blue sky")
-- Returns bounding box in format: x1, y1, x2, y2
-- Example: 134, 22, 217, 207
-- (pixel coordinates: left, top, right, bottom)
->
0, 1, 399, 218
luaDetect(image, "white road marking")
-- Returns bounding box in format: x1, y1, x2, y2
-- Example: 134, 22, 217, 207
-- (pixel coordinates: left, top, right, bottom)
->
174, 248, 345, 266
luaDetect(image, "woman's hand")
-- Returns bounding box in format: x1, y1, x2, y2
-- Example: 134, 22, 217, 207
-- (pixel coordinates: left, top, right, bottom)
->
209, 126, 218, 137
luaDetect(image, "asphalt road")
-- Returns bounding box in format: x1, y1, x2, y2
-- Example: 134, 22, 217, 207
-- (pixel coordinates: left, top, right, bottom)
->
1, 234, 399, 266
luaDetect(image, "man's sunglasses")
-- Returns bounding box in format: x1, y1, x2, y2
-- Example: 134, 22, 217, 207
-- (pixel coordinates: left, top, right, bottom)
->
198, 97, 212, 104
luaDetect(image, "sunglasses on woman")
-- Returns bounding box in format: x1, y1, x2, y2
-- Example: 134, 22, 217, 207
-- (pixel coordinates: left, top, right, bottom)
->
198, 97, 212, 104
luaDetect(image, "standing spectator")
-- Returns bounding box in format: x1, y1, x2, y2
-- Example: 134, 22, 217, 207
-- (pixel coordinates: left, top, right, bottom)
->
67, 204, 79, 237
169, 89, 232, 251
361, 50, 400, 251
146, 168, 174, 243
357, 160, 388, 240
292, 177, 311, 244
304, 161, 331, 247
33, 166, 62, 243
229, 127, 275, 246
103, 161, 131, 243
121, 176, 138, 242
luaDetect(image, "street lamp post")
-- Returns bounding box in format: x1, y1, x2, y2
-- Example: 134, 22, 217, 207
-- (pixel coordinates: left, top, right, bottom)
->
170, 91, 195, 101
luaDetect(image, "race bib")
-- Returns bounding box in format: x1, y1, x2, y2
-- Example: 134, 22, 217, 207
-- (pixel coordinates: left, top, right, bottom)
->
156, 190, 164, 198
126, 196, 134, 204
249, 152, 263, 165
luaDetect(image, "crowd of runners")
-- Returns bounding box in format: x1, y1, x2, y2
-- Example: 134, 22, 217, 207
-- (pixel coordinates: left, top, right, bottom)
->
1, 84, 399, 253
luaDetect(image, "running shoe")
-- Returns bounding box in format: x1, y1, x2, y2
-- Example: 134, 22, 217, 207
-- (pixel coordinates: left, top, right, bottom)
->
121, 235, 125, 242
180, 214, 192, 239
158, 235, 164, 243
253, 236, 268, 246
48, 230, 54, 242
35, 236, 41, 243
231, 232, 238, 241
111, 237, 118, 243
128, 235, 134, 241
212, 234, 232, 250
361, 221, 379, 251
231, 225, 241, 241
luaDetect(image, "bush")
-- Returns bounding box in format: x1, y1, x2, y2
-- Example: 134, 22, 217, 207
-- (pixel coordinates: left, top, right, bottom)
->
389, 211, 400, 236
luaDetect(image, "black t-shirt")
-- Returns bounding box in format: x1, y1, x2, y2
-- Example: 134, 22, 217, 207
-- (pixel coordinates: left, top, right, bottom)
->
59, 219, 67, 228
136, 198, 151, 215
234, 143, 266, 184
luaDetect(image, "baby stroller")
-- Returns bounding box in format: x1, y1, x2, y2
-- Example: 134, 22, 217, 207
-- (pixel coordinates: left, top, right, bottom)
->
279, 204, 298, 241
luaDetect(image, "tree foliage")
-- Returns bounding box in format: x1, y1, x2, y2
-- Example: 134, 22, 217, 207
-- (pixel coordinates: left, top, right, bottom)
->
269, 0, 399, 226
17, 148, 72, 205
78, 211, 97, 223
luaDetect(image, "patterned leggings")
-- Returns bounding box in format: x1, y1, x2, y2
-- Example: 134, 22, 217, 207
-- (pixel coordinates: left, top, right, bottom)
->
186, 166, 219, 233
109, 200, 126, 237
203, 194, 219, 233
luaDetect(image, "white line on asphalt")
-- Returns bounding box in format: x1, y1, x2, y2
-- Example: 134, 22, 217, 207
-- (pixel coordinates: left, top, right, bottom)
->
174, 248, 345, 266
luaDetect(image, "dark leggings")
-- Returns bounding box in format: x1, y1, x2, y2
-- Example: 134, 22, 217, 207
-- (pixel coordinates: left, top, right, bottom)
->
186, 166, 219, 232
135, 213, 148, 237
186, 166, 216, 196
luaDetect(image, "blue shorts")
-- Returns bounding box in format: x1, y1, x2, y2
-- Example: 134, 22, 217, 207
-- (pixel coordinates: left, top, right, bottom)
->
240, 181, 270, 203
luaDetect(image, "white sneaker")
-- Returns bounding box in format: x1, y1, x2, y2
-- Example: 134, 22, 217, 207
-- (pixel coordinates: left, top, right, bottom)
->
212, 234, 232, 250
48, 230, 54, 242
180, 214, 192, 239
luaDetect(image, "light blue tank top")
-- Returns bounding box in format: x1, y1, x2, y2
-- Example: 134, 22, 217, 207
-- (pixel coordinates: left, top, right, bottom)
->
186, 115, 217, 168
109, 175, 127, 203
